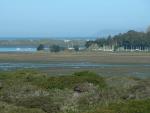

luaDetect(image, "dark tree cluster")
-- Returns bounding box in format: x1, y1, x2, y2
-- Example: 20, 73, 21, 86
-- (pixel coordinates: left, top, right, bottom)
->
37, 44, 65, 52
37, 44, 81, 52
37, 44, 45, 51
49, 45, 66, 52
73, 45, 79, 51
85, 30, 150, 50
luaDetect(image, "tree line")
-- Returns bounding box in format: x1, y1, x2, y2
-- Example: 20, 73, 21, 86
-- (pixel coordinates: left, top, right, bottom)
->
85, 30, 150, 50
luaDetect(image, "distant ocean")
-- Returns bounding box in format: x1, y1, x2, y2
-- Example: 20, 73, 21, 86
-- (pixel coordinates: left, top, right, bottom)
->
0, 47, 37, 52
0, 37, 96, 40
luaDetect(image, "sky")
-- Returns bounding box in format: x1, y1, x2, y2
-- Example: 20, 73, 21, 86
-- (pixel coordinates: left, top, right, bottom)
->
0, 0, 150, 38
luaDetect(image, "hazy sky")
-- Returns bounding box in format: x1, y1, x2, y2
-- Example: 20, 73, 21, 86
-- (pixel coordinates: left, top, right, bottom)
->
0, 0, 150, 38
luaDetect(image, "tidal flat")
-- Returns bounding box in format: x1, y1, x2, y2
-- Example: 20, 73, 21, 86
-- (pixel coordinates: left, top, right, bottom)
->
0, 51, 150, 77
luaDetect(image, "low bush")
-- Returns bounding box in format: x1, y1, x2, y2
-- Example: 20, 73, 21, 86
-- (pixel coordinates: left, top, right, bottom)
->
31, 71, 106, 90
15, 96, 60, 113
0, 70, 149, 113
109, 99, 150, 113
0, 101, 46, 113
85, 99, 150, 113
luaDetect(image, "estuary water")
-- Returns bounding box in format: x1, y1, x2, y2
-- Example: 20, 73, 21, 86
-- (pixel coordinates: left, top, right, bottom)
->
0, 47, 37, 52
0, 62, 150, 70
0, 62, 150, 77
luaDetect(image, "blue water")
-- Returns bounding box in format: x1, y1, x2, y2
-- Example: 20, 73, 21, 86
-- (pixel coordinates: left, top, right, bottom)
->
0, 62, 150, 70
0, 47, 37, 52
0, 62, 150, 77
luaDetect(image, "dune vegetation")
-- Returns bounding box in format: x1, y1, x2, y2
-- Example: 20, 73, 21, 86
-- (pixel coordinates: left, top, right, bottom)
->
0, 70, 150, 113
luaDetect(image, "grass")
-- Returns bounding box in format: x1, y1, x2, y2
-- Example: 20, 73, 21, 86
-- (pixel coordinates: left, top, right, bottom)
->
0, 70, 150, 113
109, 99, 150, 113
0, 101, 45, 113
84, 99, 150, 113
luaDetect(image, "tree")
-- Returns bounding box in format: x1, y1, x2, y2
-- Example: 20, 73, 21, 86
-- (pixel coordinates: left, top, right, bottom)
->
37, 44, 45, 51
146, 26, 150, 33
50, 45, 61, 52
73, 45, 79, 52
85, 41, 94, 48
85, 29, 150, 50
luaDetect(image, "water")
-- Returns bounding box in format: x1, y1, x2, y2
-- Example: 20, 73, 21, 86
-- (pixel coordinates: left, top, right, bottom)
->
0, 62, 150, 70
0, 47, 37, 52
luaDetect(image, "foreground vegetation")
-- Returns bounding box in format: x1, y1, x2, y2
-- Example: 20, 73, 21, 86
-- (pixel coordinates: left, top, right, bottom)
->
0, 70, 150, 113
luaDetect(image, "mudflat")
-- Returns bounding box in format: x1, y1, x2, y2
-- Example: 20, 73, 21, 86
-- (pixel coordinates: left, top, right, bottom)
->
0, 51, 150, 64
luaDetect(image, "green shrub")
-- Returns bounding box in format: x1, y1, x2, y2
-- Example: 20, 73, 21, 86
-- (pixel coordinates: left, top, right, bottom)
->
0, 101, 46, 113
1, 70, 149, 113
31, 71, 106, 90
84, 100, 150, 113
0, 70, 106, 90
109, 99, 150, 113
15, 96, 60, 113
74, 71, 98, 77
